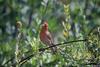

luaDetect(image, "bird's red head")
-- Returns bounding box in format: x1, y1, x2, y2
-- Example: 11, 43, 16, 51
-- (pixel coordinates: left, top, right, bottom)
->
43, 21, 48, 27
41, 21, 48, 31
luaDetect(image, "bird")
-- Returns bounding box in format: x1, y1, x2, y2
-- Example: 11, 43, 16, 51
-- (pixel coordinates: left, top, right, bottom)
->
40, 21, 57, 53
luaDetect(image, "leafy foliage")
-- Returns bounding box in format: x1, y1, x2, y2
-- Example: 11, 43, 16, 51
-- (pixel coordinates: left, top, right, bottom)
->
0, 0, 100, 67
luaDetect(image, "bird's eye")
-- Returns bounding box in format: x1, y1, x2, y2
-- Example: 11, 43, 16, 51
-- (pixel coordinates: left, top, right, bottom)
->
44, 24, 48, 27
42, 22, 48, 27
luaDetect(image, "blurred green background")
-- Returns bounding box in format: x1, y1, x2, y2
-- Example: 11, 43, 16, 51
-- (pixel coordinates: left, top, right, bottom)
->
0, 0, 100, 67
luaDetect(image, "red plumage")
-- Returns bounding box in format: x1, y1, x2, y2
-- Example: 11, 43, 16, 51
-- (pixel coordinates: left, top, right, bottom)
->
40, 21, 57, 53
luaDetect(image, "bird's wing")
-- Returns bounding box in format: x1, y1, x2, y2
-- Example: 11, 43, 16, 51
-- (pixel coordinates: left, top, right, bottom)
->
46, 31, 57, 53
46, 31, 54, 44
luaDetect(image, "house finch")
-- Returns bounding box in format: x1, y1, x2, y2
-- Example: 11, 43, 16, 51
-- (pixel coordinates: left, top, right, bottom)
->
40, 21, 57, 53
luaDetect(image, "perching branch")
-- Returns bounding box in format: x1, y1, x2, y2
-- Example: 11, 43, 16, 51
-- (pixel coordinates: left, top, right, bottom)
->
4, 39, 87, 66
39, 39, 87, 51
11, 39, 87, 66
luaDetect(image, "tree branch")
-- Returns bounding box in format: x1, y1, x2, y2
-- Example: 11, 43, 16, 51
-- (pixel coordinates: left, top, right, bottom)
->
12, 39, 87, 66
39, 39, 87, 51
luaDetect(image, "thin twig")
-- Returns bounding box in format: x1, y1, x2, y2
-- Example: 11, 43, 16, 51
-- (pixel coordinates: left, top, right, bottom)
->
3, 56, 14, 65
11, 54, 35, 66
88, 25, 100, 36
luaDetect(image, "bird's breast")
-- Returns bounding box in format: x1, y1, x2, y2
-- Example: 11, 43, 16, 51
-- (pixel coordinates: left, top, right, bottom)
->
40, 31, 51, 45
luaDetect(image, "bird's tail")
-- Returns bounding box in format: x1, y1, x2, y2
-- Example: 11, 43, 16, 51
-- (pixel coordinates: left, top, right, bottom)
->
50, 43, 57, 54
